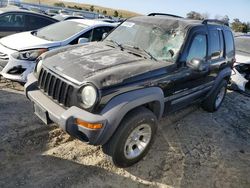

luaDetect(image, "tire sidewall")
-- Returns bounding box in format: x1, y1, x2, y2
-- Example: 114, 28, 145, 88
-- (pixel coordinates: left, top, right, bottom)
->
213, 81, 227, 110
112, 112, 157, 167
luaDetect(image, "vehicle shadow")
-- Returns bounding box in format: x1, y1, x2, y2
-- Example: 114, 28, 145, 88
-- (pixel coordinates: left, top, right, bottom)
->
125, 90, 250, 188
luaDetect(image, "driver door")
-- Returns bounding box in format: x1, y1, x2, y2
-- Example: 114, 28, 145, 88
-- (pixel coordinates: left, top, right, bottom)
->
164, 32, 212, 112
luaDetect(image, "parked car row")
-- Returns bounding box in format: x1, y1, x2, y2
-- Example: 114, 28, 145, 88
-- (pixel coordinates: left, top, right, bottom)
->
0, 19, 117, 82
0, 11, 248, 168
0, 8, 58, 38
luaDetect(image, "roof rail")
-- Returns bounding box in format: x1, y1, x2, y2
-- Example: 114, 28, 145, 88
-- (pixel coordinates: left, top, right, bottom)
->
148, 13, 183, 18
202, 19, 229, 26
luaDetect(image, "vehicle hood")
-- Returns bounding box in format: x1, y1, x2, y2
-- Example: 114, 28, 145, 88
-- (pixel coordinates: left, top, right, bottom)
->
42, 42, 171, 88
0, 32, 58, 51
236, 52, 250, 64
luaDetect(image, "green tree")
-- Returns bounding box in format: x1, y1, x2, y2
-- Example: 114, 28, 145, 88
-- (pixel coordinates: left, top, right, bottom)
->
186, 11, 203, 20
54, 2, 65, 8
114, 10, 119, 17
90, 5, 94, 12
102, 10, 107, 15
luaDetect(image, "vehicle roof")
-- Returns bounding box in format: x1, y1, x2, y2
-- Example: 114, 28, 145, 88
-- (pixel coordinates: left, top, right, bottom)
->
0, 7, 56, 20
66, 19, 118, 27
53, 14, 83, 21
130, 15, 230, 31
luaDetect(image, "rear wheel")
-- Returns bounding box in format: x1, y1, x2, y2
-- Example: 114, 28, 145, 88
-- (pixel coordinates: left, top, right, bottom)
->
102, 107, 157, 168
202, 80, 227, 112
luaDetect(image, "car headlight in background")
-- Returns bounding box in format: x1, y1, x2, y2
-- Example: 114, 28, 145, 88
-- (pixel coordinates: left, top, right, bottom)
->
12, 49, 48, 61
81, 85, 98, 108
35, 58, 43, 75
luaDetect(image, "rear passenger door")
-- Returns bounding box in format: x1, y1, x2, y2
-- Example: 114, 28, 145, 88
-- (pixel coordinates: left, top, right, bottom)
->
0, 13, 25, 38
207, 28, 227, 80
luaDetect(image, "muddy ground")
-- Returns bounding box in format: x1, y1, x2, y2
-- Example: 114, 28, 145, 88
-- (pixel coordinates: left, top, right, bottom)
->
0, 78, 250, 188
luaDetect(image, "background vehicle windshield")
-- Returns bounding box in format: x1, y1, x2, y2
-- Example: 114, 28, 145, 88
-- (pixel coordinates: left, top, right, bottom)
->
235, 37, 250, 54
105, 20, 185, 62
35, 21, 88, 41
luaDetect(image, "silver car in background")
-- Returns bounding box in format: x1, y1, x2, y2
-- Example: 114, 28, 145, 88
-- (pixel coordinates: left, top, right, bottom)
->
0, 19, 117, 82
230, 35, 250, 95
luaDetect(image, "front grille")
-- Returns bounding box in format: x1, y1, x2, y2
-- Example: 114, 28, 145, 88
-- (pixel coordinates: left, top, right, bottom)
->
0, 51, 9, 60
38, 68, 74, 107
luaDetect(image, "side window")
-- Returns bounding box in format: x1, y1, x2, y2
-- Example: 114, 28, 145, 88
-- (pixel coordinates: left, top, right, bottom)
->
81, 29, 92, 40
187, 34, 207, 62
218, 30, 224, 55
92, 27, 114, 42
223, 30, 235, 58
0, 13, 24, 27
26, 15, 54, 30
69, 29, 93, 45
209, 30, 223, 59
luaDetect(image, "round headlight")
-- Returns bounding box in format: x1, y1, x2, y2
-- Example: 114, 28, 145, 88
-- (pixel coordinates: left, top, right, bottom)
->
81, 85, 97, 108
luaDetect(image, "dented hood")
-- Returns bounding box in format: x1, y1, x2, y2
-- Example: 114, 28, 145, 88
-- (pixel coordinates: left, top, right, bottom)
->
42, 42, 170, 87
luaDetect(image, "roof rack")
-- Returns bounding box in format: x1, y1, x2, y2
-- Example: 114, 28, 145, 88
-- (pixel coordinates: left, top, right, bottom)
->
148, 13, 183, 18
202, 19, 229, 26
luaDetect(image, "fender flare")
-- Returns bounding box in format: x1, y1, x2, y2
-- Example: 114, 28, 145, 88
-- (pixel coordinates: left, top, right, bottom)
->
207, 67, 232, 97
97, 87, 165, 144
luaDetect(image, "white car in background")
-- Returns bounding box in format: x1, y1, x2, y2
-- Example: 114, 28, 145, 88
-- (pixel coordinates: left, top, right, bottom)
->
230, 35, 250, 95
0, 19, 117, 82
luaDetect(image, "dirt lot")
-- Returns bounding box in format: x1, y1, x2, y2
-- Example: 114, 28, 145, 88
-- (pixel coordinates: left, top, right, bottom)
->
0, 78, 250, 188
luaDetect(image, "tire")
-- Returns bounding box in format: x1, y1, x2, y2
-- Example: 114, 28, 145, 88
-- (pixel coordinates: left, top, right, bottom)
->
202, 80, 228, 112
102, 107, 158, 168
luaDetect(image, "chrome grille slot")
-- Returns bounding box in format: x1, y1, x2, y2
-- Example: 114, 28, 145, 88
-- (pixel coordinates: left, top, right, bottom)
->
38, 68, 74, 107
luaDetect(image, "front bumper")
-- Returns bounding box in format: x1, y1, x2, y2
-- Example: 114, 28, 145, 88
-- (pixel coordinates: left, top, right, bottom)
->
230, 67, 248, 91
25, 73, 107, 145
1, 55, 35, 83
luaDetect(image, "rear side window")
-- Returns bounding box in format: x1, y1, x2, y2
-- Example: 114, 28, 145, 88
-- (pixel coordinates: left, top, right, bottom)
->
209, 30, 223, 59
187, 34, 207, 62
223, 30, 235, 58
26, 15, 54, 30
0, 13, 25, 27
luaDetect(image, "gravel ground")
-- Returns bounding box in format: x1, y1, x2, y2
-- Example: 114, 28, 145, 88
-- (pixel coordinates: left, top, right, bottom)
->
0, 78, 250, 188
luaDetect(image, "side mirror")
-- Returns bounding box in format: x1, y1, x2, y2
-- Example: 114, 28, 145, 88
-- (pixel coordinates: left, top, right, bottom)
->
187, 58, 208, 72
211, 51, 221, 60
102, 32, 108, 39
78, 37, 89, 44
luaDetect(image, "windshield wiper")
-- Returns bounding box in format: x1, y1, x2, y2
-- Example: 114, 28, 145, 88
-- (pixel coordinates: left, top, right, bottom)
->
106, 39, 124, 50
133, 46, 157, 61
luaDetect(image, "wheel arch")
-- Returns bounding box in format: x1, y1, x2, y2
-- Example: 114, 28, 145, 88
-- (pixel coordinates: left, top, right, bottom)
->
97, 87, 165, 145
207, 67, 232, 97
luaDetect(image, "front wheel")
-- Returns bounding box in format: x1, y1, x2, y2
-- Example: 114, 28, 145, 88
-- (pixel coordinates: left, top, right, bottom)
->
202, 80, 227, 112
102, 107, 157, 168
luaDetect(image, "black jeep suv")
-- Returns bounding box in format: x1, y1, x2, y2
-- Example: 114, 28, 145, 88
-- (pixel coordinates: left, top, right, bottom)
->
25, 13, 235, 167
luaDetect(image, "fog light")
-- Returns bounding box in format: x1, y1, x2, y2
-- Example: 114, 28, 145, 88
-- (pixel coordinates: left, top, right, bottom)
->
75, 119, 103, 129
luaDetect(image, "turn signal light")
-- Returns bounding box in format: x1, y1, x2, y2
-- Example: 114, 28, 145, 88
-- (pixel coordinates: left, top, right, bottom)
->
75, 119, 103, 129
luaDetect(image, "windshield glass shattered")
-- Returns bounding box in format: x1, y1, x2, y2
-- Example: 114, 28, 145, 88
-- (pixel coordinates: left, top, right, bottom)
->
235, 37, 250, 54
105, 20, 185, 62
35, 21, 88, 41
